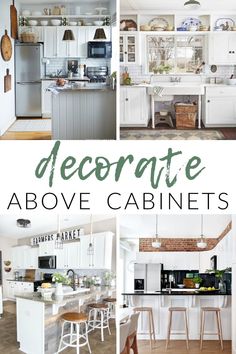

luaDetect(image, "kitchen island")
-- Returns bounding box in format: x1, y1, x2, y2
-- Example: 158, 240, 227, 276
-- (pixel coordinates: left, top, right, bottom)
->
16, 286, 115, 354
122, 291, 231, 341
49, 83, 116, 140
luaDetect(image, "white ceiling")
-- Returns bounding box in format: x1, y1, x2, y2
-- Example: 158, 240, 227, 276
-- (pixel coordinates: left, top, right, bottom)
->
121, 0, 236, 11
0, 215, 112, 239
120, 215, 231, 239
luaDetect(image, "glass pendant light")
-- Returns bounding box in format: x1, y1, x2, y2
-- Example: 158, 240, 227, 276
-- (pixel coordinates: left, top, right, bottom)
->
197, 215, 207, 249
152, 215, 162, 248
87, 215, 94, 255
184, 0, 201, 10
55, 214, 63, 249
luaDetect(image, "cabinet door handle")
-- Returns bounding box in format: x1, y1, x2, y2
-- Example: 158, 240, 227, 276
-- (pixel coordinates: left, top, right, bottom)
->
125, 51, 127, 54
207, 100, 210, 103
233, 51, 235, 54
125, 98, 129, 101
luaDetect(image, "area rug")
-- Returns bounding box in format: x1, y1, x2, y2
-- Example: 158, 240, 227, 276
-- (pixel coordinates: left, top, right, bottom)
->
9, 119, 51, 132
120, 129, 225, 140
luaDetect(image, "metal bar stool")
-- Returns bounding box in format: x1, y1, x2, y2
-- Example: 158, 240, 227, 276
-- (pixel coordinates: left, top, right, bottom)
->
200, 307, 223, 350
166, 307, 189, 350
133, 306, 156, 349
57, 312, 91, 354
103, 297, 116, 318
88, 303, 111, 342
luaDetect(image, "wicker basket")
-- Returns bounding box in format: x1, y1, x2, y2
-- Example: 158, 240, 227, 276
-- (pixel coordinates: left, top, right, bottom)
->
175, 103, 197, 129
20, 32, 38, 43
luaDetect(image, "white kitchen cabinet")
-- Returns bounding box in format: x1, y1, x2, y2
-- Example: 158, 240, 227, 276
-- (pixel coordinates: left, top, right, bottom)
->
42, 80, 54, 118
43, 27, 58, 58
80, 232, 113, 269
38, 241, 56, 256
12, 246, 30, 270
6, 281, 34, 300
57, 242, 80, 269
203, 86, 236, 127
209, 33, 236, 64
120, 87, 149, 127
24, 248, 39, 269
57, 27, 68, 57
120, 33, 138, 65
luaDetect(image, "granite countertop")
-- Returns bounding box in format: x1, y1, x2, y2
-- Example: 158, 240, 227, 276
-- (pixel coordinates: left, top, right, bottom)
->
42, 76, 90, 81
16, 286, 115, 305
122, 290, 231, 296
48, 82, 116, 93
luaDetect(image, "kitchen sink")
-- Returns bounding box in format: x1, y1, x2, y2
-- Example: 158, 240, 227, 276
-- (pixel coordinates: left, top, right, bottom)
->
148, 82, 204, 96
62, 286, 90, 296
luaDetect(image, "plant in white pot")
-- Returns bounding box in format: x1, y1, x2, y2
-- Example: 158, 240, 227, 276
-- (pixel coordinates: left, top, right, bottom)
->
52, 273, 70, 296
103, 271, 116, 287
193, 276, 202, 289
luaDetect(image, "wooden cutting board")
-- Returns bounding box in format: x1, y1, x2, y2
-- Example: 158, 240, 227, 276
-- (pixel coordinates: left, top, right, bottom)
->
1, 30, 12, 61
10, 0, 18, 39
4, 69, 11, 93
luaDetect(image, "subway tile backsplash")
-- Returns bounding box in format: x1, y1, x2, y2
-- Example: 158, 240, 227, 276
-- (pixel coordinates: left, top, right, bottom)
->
120, 64, 236, 84
46, 58, 111, 76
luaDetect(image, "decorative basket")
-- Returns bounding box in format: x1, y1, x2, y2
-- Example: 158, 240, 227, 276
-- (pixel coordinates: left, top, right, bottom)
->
20, 31, 38, 43
175, 103, 197, 129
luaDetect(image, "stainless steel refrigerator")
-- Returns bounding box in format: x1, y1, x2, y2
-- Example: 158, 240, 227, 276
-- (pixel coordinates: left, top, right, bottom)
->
134, 263, 162, 292
15, 43, 43, 117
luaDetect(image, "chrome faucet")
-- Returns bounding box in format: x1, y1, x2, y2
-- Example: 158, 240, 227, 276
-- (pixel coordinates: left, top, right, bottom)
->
170, 76, 181, 83
67, 269, 76, 291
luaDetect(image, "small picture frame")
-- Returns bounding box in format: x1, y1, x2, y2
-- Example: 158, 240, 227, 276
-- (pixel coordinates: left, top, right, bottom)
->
210, 255, 217, 270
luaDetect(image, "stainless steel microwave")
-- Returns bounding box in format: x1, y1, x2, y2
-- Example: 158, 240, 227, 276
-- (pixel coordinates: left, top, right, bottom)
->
88, 41, 112, 58
38, 256, 56, 269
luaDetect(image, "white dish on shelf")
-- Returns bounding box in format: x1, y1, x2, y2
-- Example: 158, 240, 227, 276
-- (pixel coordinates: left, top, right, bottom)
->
69, 22, 77, 26
51, 19, 61, 26
40, 20, 48, 26
28, 20, 38, 26
94, 21, 103, 26
32, 11, 42, 16
22, 10, 31, 16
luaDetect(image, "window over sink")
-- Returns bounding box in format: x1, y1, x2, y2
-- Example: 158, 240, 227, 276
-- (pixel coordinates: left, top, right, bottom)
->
147, 35, 205, 74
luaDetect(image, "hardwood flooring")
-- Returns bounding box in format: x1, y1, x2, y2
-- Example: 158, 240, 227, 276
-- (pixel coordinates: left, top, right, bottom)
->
0, 131, 51, 140
138, 339, 231, 354
0, 301, 115, 354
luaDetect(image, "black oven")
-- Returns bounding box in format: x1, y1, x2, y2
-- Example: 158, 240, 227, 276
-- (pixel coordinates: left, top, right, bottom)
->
88, 41, 112, 59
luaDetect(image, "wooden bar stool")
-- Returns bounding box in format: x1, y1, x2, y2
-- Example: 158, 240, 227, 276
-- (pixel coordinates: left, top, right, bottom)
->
200, 307, 223, 350
166, 307, 189, 350
57, 312, 91, 354
88, 303, 111, 342
133, 307, 156, 349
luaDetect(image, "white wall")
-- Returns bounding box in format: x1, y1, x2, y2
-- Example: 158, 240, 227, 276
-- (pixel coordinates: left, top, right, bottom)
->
0, 236, 17, 299
0, 0, 16, 135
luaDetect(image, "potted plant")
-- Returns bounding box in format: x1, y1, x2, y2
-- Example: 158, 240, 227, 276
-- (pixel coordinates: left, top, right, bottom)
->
206, 267, 231, 293
103, 271, 116, 287
52, 273, 70, 296
193, 276, 202, 289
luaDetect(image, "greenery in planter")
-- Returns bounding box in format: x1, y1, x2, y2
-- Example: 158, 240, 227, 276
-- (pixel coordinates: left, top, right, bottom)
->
52, 273, 70, 284
206, 267, 231, 280
193, 276, 202, 285
103, 271, 116, 286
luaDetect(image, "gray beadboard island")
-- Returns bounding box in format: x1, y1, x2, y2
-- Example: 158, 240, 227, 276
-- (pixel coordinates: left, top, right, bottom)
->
16, 286, 115, 354
49, 83, 116, 140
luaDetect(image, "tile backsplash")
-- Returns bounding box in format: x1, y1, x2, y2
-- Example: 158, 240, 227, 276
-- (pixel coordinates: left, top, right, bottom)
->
120, 64, 236, 84
46, 58, 111, 76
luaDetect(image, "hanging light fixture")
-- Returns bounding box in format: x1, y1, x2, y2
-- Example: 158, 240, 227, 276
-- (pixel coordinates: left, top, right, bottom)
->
197, 215, 207, 249
184, 0, 201, 10
62, 29, 75, 41
93, 28, 107, 40
55, 214, 63, 249
16, 219, 31, 228
87, 215, 94, 255
152, 215, 162, 248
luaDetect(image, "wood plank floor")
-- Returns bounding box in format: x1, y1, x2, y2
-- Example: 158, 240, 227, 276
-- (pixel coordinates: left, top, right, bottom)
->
0, 131, 51, 140
139, 339, 231, 354
0, 301, 115, 354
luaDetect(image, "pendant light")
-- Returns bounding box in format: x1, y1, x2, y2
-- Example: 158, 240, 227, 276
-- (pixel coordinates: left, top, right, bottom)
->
93, 28, 107, 40
197, 215, 207, 249
55, 214, 63, 249
184, 0, 201, 10
62, 29, 75, 41
16, 219, 31, 228
152, 215, 162, 248
87, 215, 94, 255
